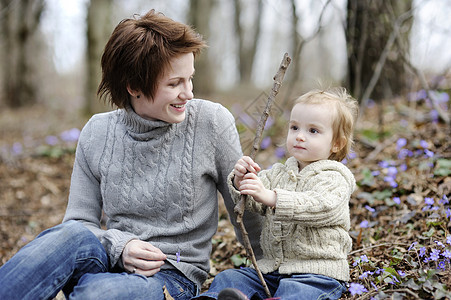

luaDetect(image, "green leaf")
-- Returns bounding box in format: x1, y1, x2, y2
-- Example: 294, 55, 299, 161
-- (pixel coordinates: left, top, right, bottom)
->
230, 254, 248, 267
434, 159, 451, 176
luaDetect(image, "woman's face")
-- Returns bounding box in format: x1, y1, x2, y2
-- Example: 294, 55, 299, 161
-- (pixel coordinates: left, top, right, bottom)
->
130, 52, 195, 123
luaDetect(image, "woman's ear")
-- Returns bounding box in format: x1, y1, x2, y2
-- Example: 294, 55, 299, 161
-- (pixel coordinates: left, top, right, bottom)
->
127, 86, 140, 98
332, 136, 346, 153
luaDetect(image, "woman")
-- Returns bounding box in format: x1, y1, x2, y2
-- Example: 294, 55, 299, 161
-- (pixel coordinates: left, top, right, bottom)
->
0, 10, 262, 300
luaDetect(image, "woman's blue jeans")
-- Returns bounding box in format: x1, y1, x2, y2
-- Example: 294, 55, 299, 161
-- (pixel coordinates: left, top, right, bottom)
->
194, 267, 347, 300
0, 220, 197, 300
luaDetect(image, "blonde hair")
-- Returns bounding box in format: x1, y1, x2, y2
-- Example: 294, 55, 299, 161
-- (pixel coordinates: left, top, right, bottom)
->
293, 87, 359, 161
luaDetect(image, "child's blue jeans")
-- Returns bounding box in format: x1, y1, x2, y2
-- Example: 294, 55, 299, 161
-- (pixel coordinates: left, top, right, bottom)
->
0, 220, 197, 300
194, 267, 347, 300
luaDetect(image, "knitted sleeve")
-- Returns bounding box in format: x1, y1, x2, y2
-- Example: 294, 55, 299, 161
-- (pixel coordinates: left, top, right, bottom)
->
63, 115, 138, 268
274, 165, 354, 229
213, 104, 263, 259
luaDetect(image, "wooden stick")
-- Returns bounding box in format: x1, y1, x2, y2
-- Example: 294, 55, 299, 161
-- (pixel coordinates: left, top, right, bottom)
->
234, 53, 291, 298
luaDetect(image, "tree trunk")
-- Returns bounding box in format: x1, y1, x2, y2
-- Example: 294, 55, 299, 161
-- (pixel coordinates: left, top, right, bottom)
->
0, 0, 44, 108
188, 0, 215, 97
233, 0, 263, 85
346, 0, 413, 102
84, 0, 112, 115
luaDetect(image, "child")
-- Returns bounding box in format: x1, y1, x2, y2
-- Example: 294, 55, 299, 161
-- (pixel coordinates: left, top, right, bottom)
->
195, 87, 359, 300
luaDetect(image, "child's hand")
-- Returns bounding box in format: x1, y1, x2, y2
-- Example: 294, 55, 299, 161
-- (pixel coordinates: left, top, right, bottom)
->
233, 156, 261, 189
239, 173, 276, 207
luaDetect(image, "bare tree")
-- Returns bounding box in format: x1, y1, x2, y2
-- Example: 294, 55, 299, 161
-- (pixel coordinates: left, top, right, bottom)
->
188, 0, 215, 97
0, 0, 45, 108
346, 0, 413, 103
233, 0, 263, 85
283, 0, 331, 105
84, 0, 112, 115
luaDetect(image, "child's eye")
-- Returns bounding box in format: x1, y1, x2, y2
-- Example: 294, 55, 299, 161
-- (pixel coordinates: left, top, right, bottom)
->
290, 125, 298, 131
309, 128, 319, 134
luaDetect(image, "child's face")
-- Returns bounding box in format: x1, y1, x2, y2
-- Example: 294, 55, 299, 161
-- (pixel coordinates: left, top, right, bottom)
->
286, 102, 337, 169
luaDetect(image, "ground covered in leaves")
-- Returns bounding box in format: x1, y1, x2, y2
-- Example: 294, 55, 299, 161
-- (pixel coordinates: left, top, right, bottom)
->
0, 93, 450, 299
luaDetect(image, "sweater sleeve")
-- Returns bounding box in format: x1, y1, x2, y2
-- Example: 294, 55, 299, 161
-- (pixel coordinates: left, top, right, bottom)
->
63, 117, 138, 268
213, 104, 263, 259
274, 168, 353, 229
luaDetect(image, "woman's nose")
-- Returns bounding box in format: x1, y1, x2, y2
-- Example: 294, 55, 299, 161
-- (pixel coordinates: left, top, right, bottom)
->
180, 82, 194, 100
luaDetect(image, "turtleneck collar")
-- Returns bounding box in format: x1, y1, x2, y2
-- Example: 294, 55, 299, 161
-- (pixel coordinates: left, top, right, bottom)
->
120, 105, 174, 141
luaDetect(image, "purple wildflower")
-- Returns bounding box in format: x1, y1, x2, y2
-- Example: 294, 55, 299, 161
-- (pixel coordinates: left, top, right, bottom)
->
393, 197, 401, 205
360, 220, 369, 228
430, 249, 440, 261
378, 161, 389, 168
359, 271, 373, 279
349, 283, 368, 296
348, 152, 357, 159
366, 99, 376, 108
360, 255, 369, 263
399, 163, 408, 171
371, 170, 380, 176
176, 251, 181, 263
438, 260, 446, 270
398, 149, 410, 159
443, 250, 451, 259
384, 176, 398, 188
440, 195, 449, 205
374, 268, 384, 275
398, 270, 406, 277
365, 205, 375, 213
260, 136, 271, 150
424, 149, 434, 158
45, 135, 59, 146
396, 138, 407, 150
60, 128, 80, 143
430, 110, 439, 123
408, 242, 417, 251
419, 247, 426, 257
387, 166, 398, 177
370, 281, 378, 291
425, 197, 435, 206
420, 140, 429, 149
417, 89, 427, 100
447, 236, 451, 245
274, 147, 286, 159
435, 241, 445, 248
264, 116, 274, 130
12, 142, 23, 155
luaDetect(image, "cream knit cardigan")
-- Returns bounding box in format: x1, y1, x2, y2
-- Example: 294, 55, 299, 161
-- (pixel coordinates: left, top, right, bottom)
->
228, 156, 356, 281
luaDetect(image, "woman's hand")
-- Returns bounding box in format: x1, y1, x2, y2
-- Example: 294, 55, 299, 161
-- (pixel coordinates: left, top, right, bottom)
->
121, 240, 167, 277
239, 172, 276, 207
233, 156, 261, 189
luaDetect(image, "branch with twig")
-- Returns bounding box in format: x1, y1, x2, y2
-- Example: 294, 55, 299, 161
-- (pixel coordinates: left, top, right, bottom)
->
234, 53, 291, 298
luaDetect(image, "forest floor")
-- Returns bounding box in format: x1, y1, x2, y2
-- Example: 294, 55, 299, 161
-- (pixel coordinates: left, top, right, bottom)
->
0, 92, 450, 299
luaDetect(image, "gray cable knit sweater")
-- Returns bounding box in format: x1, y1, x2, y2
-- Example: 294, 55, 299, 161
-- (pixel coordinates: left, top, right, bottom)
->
63, 99, 263, 288
228, 156, 356, 282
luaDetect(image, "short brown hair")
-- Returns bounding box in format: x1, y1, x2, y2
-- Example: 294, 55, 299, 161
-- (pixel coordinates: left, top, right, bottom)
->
97, 10, 206, 108
293, 87, 359, 161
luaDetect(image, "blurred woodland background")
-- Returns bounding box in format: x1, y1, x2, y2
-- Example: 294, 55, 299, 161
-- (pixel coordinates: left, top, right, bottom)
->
0, 0, 450, 299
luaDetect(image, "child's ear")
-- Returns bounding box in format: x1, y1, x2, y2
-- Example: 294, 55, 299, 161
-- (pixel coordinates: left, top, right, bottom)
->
332, 136, 346, 153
